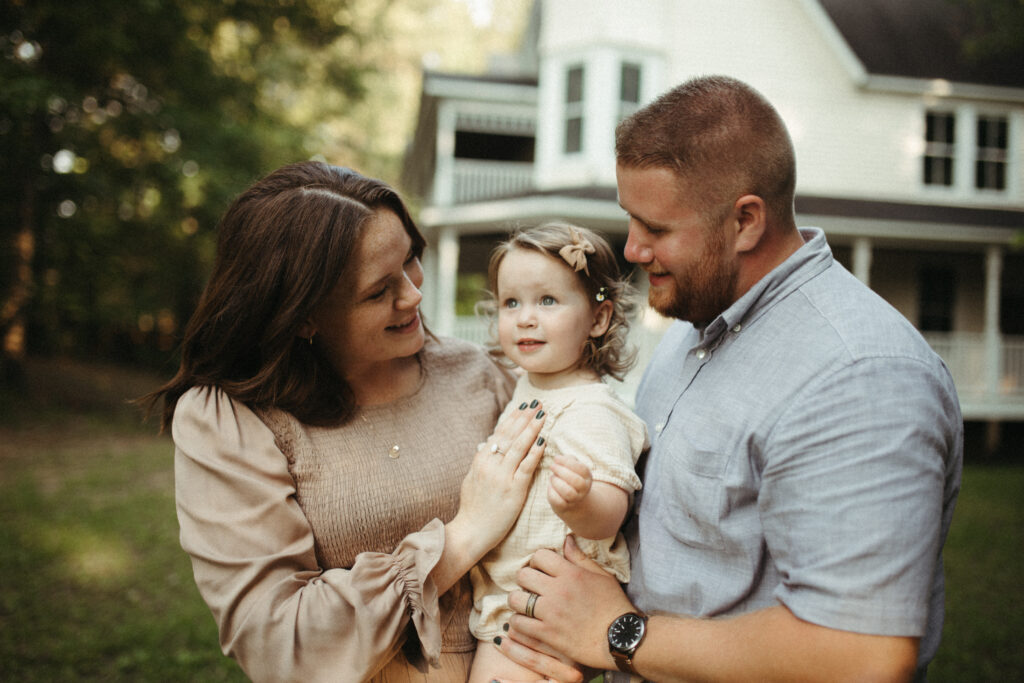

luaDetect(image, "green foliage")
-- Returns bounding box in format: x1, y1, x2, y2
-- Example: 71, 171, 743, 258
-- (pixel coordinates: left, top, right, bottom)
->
0, 0, 375, 370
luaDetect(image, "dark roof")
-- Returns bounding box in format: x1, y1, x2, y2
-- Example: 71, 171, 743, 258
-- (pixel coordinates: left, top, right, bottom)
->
818, 0, 1024, 88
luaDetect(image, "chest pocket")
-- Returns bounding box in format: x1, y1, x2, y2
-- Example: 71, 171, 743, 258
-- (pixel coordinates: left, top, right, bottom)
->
642, 417, 734, 552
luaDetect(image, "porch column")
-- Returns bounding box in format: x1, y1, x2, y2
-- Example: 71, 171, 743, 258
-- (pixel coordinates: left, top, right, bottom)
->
984, 245, 1003, 395
852, 237, 873, 286
984, 245, 1004, 454
434, 103, 457, 206
420, 230, 440, 324
436, 226, 460, 337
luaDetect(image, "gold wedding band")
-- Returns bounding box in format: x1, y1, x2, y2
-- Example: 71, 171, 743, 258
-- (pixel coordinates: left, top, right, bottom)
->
524, 591, 539, 619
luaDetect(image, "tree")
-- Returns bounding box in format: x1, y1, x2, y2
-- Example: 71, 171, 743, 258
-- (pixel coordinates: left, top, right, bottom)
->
0, 0, 377, 382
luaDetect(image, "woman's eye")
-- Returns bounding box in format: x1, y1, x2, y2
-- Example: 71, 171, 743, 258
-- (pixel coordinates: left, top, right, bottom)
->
368, 286, 388, 301
540, 295, 556, 306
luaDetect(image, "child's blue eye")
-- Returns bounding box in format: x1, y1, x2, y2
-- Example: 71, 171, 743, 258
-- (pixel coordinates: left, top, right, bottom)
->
540, 295, 556, 305
503, 299, 519, 309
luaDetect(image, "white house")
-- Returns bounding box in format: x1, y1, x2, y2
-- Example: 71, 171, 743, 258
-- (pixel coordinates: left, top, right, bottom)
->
402, 0, 1024, 446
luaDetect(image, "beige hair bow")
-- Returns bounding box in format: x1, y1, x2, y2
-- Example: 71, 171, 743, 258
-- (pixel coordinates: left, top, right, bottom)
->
558, 227, 596, 275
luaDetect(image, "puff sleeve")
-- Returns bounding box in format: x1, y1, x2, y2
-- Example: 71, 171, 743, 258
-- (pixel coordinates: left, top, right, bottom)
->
172, 387, 446, 682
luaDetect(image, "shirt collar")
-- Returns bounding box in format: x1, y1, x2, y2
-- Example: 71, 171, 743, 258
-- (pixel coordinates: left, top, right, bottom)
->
699, 227, 833, 345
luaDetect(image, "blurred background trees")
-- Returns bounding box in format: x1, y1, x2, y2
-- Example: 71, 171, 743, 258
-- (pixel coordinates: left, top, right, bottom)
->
0, 0, 528, 385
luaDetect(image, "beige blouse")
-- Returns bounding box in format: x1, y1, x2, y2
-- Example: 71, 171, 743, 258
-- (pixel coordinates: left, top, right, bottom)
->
172, 337, 514, 682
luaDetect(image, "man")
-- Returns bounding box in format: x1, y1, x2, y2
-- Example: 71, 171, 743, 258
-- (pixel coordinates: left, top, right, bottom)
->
496, 75, 963, 682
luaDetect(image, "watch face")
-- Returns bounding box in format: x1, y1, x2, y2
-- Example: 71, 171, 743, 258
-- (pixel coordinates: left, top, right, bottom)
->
609, 613, 645, 651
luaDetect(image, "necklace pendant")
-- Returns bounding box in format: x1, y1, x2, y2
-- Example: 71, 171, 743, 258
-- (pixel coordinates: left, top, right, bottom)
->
389, 445, 401, 459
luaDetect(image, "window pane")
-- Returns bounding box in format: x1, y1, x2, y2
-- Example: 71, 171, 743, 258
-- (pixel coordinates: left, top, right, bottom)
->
566, 66, 584, 104
924, 156, 954, 186
565, 117, 582, 153
620, 63, 641, 103
926, 112, 954, 144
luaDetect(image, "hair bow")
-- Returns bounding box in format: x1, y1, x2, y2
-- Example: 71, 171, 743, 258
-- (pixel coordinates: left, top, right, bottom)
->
558, 227, 596, 275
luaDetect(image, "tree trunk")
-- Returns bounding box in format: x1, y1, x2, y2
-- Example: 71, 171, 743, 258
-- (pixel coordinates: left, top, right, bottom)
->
1, 176, 35, 389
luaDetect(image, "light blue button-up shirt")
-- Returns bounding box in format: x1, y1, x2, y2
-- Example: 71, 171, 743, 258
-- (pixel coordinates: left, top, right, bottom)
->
622, 228, 962, 679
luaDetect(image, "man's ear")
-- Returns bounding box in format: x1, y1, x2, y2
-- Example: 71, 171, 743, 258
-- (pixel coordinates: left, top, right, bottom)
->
590, 299, 613, 338
732, 194, 767, 254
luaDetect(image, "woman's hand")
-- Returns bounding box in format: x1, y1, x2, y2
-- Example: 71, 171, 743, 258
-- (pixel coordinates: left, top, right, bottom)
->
432, 402, 546, 592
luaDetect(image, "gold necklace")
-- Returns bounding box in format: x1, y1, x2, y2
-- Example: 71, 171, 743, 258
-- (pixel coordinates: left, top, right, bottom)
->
360, 411, 402, 459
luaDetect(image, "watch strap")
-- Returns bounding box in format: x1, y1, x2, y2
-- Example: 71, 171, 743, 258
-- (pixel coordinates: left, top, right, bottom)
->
611, 648, 641, 675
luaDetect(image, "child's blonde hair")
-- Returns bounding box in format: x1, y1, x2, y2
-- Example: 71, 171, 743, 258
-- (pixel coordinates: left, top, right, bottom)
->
483, 221, 638, 381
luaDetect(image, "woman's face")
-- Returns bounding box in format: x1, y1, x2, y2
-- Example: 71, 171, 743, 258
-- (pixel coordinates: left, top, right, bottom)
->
310, 209, 425, 379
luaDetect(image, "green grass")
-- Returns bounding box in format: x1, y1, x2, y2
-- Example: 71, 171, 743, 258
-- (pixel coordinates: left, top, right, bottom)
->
929, 464, 1024, 681
0, 358, 1021, 681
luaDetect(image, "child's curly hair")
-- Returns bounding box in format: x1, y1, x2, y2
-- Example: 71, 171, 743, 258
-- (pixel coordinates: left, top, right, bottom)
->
480, 221, 638, 381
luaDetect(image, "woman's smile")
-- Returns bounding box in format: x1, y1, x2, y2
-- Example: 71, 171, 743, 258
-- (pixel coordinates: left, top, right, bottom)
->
387, 312, 421, 334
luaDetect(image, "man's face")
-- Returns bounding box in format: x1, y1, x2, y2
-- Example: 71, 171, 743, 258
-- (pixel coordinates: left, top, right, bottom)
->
618, 163, 738, 326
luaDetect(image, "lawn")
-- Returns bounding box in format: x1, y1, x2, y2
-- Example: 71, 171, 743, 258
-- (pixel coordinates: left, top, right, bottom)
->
0, 358, 1021, 681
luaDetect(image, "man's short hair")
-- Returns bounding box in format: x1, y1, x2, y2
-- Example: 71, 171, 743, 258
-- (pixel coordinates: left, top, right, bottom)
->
615, 75, 796, 225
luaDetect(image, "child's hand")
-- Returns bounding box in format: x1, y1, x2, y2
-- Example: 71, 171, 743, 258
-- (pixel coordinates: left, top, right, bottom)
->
547, 454, 593, 515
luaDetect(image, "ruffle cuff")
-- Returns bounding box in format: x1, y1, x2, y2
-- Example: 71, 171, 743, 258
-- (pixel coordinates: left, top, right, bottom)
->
384, 517, 446, 667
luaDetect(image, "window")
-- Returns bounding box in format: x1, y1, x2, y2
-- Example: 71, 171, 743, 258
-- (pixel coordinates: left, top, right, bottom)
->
923, 112, 955, 186
619, 62, 642, 120
918, 266, 955, 332
564, 65, 584, 154
976, 115, 1008, 190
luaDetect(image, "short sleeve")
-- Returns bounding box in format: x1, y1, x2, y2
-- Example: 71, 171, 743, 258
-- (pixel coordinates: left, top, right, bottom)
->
761, 356, 960, 636
172, 387, 448, 682
552, 397, 645, 493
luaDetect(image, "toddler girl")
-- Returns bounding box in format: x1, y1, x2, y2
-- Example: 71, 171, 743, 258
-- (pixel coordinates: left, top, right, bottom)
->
468, 221, 648, 682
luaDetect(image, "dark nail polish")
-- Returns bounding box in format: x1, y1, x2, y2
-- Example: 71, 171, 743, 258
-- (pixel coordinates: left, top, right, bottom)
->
493, 636, 502, 645
518, 402, 528, 410
529, 399, 539, 408
536, 436, 545, 446
536, 410, 545, 419
503, 622, 510, 632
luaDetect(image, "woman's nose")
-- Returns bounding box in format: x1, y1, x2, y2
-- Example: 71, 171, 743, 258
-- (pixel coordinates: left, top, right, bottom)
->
396, 272, 422, 309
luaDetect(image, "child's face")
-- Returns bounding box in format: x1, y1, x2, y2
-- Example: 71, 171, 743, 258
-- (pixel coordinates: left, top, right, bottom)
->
496, 248, 609, 389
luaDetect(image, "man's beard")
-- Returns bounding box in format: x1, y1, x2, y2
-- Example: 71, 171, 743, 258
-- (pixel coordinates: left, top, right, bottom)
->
648, 228, 737, 327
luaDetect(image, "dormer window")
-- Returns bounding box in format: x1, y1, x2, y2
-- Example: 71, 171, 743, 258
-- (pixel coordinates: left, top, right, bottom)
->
923, 111, 955, 187
564, 64, 584, 154
976, 115, 1007, 191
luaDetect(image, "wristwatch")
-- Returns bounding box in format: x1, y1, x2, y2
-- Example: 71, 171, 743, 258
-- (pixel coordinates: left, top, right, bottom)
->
607, 611, 648, 675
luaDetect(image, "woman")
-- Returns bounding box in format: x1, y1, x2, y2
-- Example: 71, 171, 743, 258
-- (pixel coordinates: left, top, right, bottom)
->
144, 161, 547, 682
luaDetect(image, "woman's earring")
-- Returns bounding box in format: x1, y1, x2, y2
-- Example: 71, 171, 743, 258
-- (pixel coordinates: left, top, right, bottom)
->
308, 334, 315, 345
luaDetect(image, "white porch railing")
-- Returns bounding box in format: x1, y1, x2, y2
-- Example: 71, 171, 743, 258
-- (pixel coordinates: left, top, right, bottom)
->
450, 316, 1024, 418
452, 159, 534, 204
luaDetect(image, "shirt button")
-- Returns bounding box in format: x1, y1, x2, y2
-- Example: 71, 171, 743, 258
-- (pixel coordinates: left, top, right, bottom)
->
732, 324, 742, 333
696, 349, 707, 359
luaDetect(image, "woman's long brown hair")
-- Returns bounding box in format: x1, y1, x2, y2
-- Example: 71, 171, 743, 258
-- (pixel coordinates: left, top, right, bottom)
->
142, 161, 426, 430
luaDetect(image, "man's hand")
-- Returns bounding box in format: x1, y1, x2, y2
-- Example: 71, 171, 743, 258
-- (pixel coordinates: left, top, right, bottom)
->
501, 535, 635, 672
